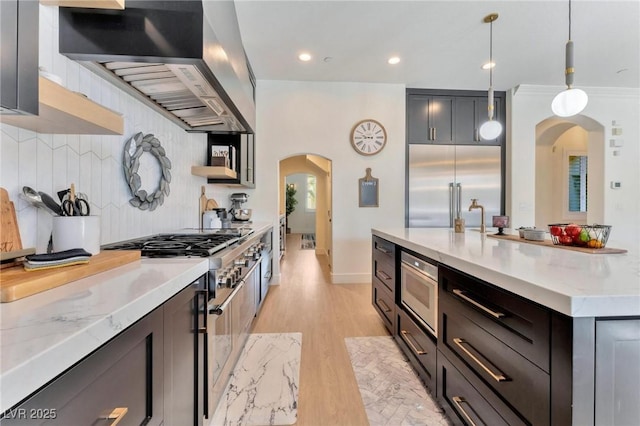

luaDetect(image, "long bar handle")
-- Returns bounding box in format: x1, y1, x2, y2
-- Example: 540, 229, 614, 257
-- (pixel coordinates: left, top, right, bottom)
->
456, 183, 462, 220
449, 183, 455, 227
209, 280, 245, 315
375, 245, 391, 254
99, 407, 128, 426
376, 269, 392, 281
452, 397, 479, 426
433, 127, 437, 140
452, 289, 505, 319
401, 330, 427, 355
377, 298, 392, 313
453, 338, 508, 382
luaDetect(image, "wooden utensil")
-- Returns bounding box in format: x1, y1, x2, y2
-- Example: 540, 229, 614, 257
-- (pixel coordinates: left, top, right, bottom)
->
205, 198, 219, 210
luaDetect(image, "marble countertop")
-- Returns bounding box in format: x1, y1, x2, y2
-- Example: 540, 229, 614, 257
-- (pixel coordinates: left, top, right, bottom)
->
0, 257, 209, 413
372, 228, 640, 318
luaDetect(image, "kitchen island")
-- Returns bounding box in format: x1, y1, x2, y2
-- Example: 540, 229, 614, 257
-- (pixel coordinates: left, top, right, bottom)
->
372, 227, 640, 426
0, 257, 209, 415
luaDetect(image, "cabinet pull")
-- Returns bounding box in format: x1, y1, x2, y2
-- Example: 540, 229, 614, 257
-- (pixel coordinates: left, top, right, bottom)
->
453, 338, 508, 382
433, 127, 437, 140
401, 330, 427, 355
377, 298, 392, 313
99, 407, 128, 426
452, 289, 505, 319
429, 127, 434, 140
452, 397, 479, 426
375, 245, 391, 254
475, 128, 479, 142
376, 269, 391, 280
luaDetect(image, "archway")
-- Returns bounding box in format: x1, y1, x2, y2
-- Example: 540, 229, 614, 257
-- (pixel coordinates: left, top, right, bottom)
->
534, 115, 605, 228
279, 154, 333, 270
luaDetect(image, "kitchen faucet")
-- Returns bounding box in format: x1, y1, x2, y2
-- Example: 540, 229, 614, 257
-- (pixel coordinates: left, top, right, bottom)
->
468, 199, 486, 233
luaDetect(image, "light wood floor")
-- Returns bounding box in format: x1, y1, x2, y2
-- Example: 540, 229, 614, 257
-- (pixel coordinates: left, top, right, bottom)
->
251, 233, 389, 426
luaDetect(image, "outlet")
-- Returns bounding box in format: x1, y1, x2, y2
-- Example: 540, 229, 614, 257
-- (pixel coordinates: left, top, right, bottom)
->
610, 181, 622, 189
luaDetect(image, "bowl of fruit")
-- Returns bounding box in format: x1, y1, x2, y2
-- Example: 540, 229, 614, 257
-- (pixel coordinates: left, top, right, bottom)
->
548, 223, 611, 248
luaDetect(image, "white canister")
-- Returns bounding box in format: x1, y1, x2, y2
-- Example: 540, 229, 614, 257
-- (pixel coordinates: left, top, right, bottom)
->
203, 211, 222, 228
52, 216, 101, 255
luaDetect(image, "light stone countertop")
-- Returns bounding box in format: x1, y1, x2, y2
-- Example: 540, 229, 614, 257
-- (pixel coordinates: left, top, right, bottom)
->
0, 257, 209, 413
372, 227, 640, 318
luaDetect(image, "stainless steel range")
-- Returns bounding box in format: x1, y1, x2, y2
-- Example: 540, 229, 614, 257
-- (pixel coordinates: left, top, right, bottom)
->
102, 227, 266, 421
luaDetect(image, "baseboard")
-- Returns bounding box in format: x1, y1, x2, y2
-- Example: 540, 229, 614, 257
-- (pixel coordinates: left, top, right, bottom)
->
331, 273, 371, 284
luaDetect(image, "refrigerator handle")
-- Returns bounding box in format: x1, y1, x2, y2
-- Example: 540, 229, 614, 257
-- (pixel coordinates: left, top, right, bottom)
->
457, 183, 462, 220
449, 183, 455, 227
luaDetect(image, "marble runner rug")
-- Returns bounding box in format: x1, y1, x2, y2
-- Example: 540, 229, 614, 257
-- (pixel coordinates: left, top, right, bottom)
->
212, 333, 302, 426
345, 336, 449, 426
300, 233, 316, 250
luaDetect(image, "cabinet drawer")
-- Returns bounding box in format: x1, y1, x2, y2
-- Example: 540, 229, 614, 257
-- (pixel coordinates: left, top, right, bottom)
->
373, 256, 395, 294
2, 309, 164, 426
373, 236, 395, 263
373, 281, 395, 332
439, 265, 550, 371
437, 351, 526, 426
440, 295, 550, 425
396, 308, 437, 392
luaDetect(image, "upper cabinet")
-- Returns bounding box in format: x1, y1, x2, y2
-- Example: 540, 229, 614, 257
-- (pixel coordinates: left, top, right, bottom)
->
0, 77, 124, 134
454, 96, 503, 145
407, 95, 454, 144
0, 0, 39, 116
40, 0, 125, 9
407, 89, 505, 146
0, 0, 124, 134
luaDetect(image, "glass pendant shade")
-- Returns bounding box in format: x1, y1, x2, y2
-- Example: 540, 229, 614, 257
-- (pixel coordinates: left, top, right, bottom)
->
479, 14, 502, 140
551, 87, 588, 117
479, 119, 503, 140
552, 1, 588, 117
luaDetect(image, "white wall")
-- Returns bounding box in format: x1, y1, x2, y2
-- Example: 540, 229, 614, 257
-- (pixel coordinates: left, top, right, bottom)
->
0, 5, 237, 253
251, 80, 406, 283
509, 85, 640, 247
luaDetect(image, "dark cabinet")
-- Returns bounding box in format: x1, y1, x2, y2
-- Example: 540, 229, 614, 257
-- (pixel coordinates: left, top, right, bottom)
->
371, 236, 397, 334
1, 308, 165, 426
407, 95, 454, 144
163, 277, 207, 426
206, 133, 255, 188
0, 0, 38, 116
438, 266, 570, 425
396, 309, 437, 393
454, 97, 502, 145
407, 89, 505, 146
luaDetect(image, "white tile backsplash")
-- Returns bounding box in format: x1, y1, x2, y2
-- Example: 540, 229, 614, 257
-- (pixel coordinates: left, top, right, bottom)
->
0, 3, 233, 254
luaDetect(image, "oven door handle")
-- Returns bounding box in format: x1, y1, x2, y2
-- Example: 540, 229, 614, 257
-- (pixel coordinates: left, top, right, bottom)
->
401, 261, 437, 284
209, 280, 245, 315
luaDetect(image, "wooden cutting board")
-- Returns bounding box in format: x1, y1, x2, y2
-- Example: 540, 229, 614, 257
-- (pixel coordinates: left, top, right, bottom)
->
1, 187, 22, 254
0, 250, 141, 302
487, 233, 627, 254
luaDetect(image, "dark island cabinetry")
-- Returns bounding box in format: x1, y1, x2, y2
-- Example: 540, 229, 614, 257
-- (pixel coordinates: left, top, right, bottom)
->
437, 265, 564, 425
371, 235, 397, 333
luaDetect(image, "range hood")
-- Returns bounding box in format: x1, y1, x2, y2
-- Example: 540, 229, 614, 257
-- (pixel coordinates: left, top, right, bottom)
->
58, 0, 255, 133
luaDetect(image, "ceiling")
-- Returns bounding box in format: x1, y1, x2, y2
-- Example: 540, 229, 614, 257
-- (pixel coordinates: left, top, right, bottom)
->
234, 0, 640, 91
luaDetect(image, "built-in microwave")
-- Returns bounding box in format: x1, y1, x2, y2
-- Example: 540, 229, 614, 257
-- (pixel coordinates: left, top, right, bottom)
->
400, 251, 438, 337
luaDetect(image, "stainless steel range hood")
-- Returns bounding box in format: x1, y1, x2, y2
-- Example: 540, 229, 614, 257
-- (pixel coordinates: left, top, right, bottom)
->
58, 0, 255, 133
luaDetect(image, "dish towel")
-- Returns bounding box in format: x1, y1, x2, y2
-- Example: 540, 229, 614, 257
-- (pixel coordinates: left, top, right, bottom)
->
23, 248, 92, 271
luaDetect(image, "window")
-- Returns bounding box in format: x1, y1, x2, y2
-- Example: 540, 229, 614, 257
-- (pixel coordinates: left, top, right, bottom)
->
568, 154, 587, 212
306, 175, 316, 211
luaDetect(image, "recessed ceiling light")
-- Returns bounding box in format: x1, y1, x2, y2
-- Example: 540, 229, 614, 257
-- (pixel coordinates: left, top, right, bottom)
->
388, 56, 401, 65
481, 62, 496, 70
298, 53, 312, 62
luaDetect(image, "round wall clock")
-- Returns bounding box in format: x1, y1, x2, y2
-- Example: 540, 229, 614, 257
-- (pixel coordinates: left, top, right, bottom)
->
350, 119, 387, 156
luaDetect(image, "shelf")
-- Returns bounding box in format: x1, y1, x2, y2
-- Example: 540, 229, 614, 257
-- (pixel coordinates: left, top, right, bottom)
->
191, 166, 238, 180
40, 0, 125, 9
0, 77, 124, 135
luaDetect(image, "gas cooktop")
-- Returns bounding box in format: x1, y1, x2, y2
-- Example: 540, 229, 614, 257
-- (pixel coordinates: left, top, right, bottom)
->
102, 230, 249, 258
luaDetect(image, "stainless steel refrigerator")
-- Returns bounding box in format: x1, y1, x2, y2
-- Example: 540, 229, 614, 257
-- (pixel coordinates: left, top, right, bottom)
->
407, 144, 503, 228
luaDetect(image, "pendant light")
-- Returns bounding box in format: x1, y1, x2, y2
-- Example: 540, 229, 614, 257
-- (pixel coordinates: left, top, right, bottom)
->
551, 0, 588, 117
479, 13, 503, 141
